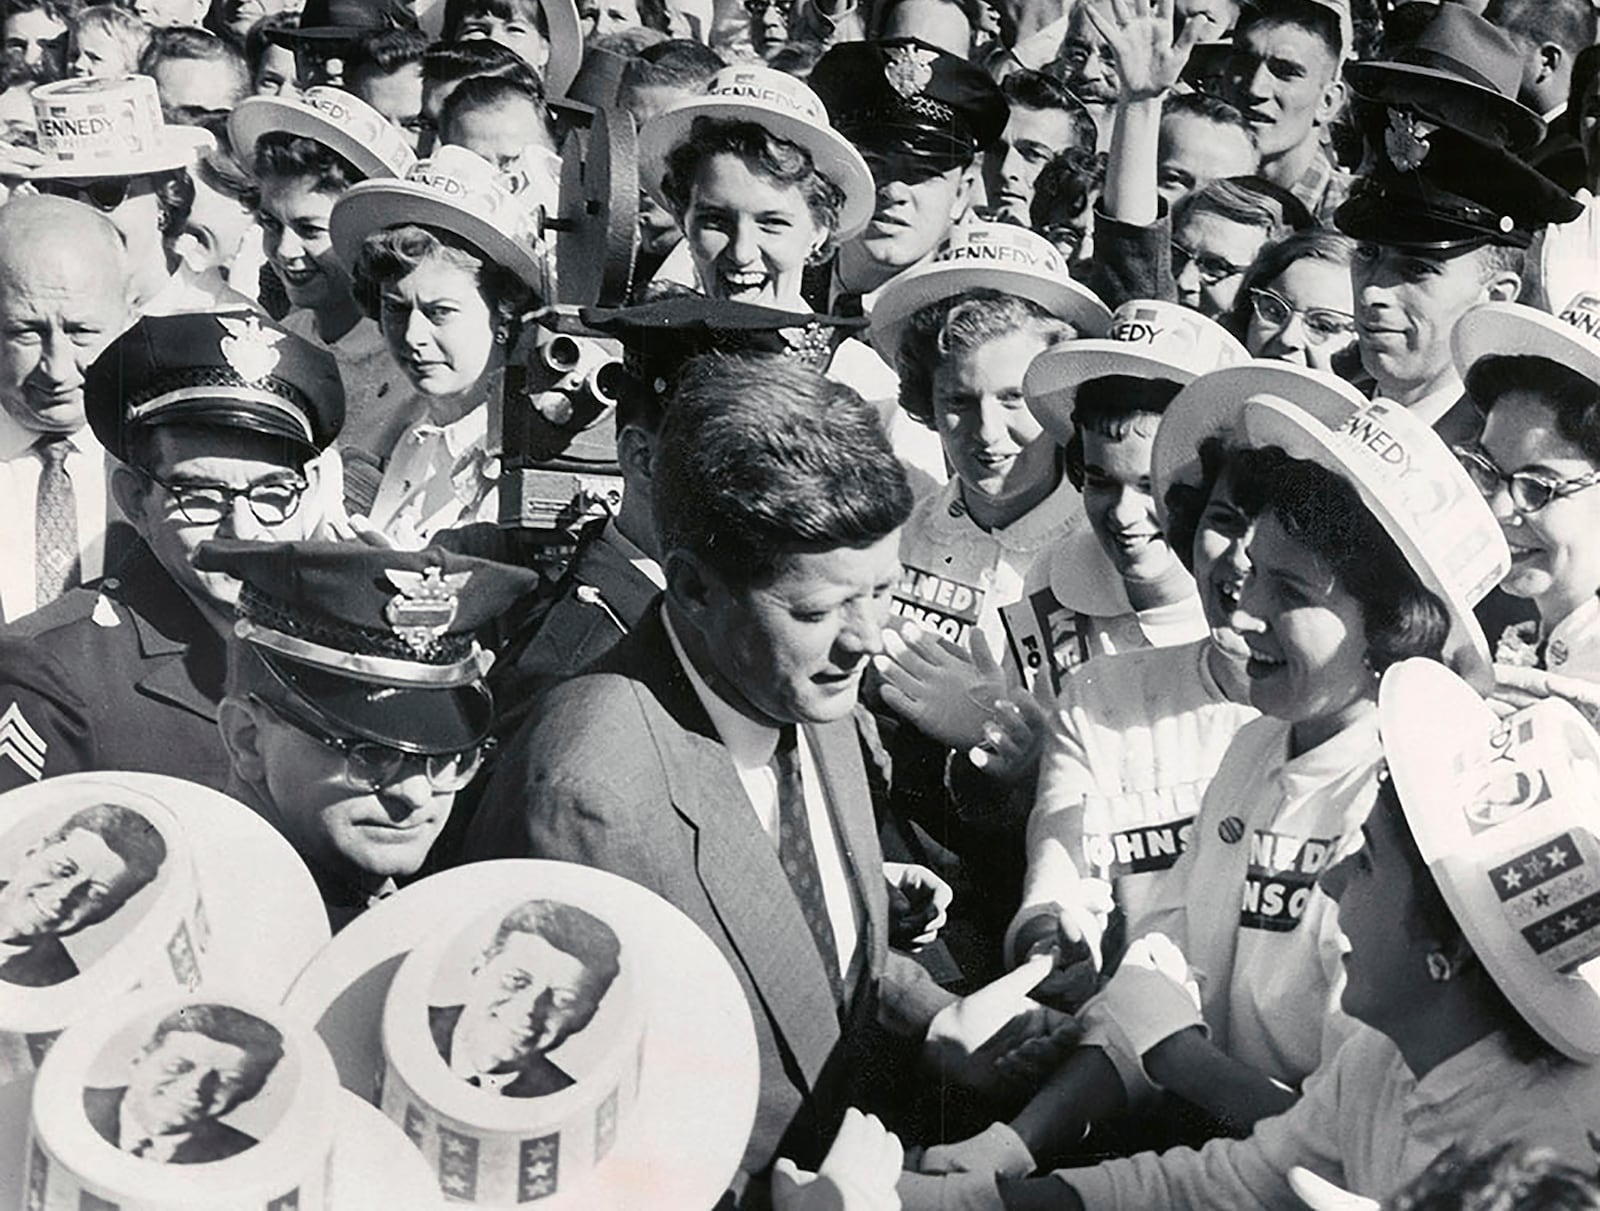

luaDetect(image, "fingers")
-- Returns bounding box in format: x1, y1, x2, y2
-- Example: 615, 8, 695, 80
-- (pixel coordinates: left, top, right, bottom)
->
970, 628, 1002, 678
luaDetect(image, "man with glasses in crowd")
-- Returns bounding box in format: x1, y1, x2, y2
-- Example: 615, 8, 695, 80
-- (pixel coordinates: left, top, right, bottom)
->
0, 311, 344, 794
203, 540, 536, 930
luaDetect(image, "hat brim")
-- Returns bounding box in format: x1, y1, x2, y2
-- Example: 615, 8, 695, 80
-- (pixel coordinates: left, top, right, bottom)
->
1380, 658, 1600, 1061
1151, 361, 1369, 530
285, 859, 759, 1210
0, 1081, 440, 1208
28, 128, 205, 180
868, 259, 1112, 364
262, 654, 494, 753
638, 98, 876, 241
1243, 398, 1494, 690
138, 397, 320, 456
1024, 342, 1205, 443
1453, 301, 1600, 392
540, 0, 586, 98
1344, 62, 1545, 153
330, 178, 546, 290
229, 96, 411, 182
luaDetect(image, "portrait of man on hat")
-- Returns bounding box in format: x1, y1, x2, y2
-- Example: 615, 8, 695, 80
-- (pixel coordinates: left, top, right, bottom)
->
427, 898, 623, 1098
83, 1003, 285, 1165
0, 803, 167, 988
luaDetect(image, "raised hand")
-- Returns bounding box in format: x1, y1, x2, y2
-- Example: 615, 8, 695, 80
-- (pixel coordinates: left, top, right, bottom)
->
1082, 0, 1204, 104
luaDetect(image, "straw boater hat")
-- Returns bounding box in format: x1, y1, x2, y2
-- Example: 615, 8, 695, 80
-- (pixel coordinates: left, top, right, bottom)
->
1381, 657, 1600, 1062
331, 144, 548, 292
1151, 360, 1369, 530
0, 771, 330, 1088
638, 65, 876, 241
229, 86, 417, 183
1023, 299, 1249, 442
3, 987, 437, 1210
868, 222, 1113, 364
27, 75, 209, 181
284, 860, 759, 1209
1453, 294, 1600, 392
1238, 393, 1510, 691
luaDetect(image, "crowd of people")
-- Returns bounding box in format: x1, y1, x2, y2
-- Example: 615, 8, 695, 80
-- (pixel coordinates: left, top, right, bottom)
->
1, 0, 1600, 1205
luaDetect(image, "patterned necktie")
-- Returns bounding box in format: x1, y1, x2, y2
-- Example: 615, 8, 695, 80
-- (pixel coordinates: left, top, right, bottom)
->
34, 434, 78, 608
773, 726, 844, 1005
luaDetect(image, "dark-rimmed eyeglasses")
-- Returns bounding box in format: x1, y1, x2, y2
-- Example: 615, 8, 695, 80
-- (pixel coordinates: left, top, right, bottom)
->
251, 696, 491, 793
1452, 445, 1600, 515
1171, 240, 1249, 287
1248, 287, 1356, 346
35, 176, 141, 213
145, 473, 307, 527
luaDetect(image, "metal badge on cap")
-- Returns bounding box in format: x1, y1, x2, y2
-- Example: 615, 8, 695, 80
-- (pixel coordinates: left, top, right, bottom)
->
217, 315, 285, 385
384, 567, 471, 658
1384, 109, 1434, 172
884, 44, 936, 98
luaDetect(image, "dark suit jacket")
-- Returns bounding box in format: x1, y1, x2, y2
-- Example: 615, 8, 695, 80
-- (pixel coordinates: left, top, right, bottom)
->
82, 1085, 257, 1164
464, 606, 950, 1194
0, 932, 77, 987
0, 542, 232, 794
427, 1003, 576, 1097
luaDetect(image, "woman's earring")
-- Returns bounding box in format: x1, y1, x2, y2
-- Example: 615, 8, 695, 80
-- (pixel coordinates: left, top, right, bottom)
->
493, 326, 510, 346
1425, 951, 1454, 982
806, 242, 828, 266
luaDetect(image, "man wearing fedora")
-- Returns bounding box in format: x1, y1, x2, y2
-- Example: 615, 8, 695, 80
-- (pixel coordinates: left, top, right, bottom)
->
205, 539, 537, 930
1336, 2, 1583, 447
467, 356, 1069, 1204
0, 311, 345, 795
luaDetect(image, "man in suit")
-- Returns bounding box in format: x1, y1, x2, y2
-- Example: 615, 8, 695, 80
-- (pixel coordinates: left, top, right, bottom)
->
0, 802, 167, 987
0, 311, 345, 794
467, 356, 1058, 1202
428, 898, 621, 1098
84, 1003, 284, 1164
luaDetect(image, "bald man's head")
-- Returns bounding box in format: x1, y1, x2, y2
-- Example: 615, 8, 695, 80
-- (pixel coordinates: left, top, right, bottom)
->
0, 197, 130, 435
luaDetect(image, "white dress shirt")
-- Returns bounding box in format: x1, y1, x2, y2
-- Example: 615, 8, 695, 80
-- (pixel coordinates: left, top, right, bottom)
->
663, 611, 863, 987
0, 409, 115, 623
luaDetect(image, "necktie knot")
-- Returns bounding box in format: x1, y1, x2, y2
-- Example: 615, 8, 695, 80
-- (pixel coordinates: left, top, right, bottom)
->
35, 434, 72, 468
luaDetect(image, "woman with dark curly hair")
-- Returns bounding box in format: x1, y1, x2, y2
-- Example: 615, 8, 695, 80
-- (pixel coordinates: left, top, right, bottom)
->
917, 383, 1511, 1185
638, 63, 872, 313
330, 144, 546, 545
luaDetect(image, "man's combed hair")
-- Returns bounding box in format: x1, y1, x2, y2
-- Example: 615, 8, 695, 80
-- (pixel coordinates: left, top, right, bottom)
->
1162, 90, 1257, 146
618, 36, 722, 99
42, 804, 168, 925
1485, 0, 1597, 61
1001, 70, 1097, 153
146, 1004, 286, 1104
653, 355, 914, 588
344, 27, 429, 80
486, 899, 622, 983
1234, 0, 1344, 65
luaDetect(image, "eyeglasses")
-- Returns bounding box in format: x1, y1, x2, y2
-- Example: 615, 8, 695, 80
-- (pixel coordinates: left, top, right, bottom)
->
1248, 287, 1356, 346
251, 696, 491, 793
1037, 223, 1086, 256
1171, 240, 1249, 287
145, 473, 307, 527
35, 176, 141, 213
744, 0, 793, 15
1452, 445, 1600, 514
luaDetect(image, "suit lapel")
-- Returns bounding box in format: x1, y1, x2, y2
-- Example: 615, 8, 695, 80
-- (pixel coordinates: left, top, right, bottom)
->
626, 612, 845, 1087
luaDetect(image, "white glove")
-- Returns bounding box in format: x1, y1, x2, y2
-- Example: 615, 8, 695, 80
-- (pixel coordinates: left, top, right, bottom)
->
772, 1109, 904, 1211
886, 862, 954, 950
897, 1172, 1008, 1211
875, 621, 1007, 751
1093, 933, 1205, 1061
918, 1123, 1034, 1179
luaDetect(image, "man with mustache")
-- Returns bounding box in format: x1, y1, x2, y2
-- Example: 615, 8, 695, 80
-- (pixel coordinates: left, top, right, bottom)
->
430, 900, 622, 1098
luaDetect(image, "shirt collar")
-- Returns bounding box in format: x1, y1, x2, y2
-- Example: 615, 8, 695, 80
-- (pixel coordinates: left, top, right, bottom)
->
602, 519, 665, 591
0, 409, 76, 462
1379, 371, 1463, 429
662, 608, 781, 769
1410, 1029, 1521, 1107
117, 1097, 191, 1162
1281, 709, 1380, 780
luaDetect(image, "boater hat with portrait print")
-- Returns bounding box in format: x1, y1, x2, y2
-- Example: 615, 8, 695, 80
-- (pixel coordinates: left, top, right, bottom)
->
1381, 658, 1600, 1061
638, 65, 876, 241
285, 859, 758, 1208
27, 76, 210, 182
83, 312, 345, 463
868, 222, 1113, 365
1240, 394, 1509, 690
192, 540, 540, 755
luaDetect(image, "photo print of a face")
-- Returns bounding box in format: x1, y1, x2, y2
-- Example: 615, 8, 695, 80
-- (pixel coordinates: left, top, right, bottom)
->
82, 1003, 290, 1165
0, 800, 170, 989
427, 899, 623, 1098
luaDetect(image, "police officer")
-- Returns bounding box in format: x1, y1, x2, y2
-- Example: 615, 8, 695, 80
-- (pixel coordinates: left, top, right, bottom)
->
203, 539, 537, 930
809, 38, 1008, 308
0, 311, 344, 793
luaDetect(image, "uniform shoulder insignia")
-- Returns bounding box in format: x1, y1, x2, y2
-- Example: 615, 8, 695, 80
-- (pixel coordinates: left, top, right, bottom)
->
0, 701, 46, 782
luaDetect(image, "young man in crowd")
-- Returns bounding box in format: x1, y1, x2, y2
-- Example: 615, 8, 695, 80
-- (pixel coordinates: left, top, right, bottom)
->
140, 26, 249, 131
0, 311, 344, 793
1484, 0, 1596, 190
981, 70, 1096, 226
344, 27, 430, 149
1155, 91, 1259, 207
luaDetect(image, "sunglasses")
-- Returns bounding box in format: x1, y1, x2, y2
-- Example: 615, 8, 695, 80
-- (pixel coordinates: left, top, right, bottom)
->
35, 175, 143, 213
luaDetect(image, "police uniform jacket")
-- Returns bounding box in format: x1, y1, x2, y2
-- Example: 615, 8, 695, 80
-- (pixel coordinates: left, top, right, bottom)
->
0, 542, 232, 794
